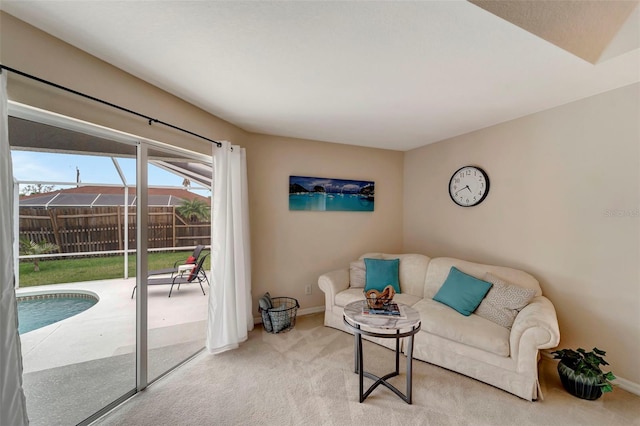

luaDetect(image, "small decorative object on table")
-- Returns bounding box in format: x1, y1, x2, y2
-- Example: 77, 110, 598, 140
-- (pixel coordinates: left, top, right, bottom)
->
551, 347, 616, 400
364, 285, 396, 309
258, 292, 300, 333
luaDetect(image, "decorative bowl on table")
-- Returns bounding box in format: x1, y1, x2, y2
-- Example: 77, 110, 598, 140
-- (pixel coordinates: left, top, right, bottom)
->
364, 285, 396, 309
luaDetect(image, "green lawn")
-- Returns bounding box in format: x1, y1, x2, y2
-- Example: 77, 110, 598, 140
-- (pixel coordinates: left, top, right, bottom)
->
18, 251, 211, 287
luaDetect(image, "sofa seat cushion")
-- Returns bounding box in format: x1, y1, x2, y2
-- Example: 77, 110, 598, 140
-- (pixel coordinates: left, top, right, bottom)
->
412, 299, 510, 357
388, 293, 421, 308
334, 288, 421, 309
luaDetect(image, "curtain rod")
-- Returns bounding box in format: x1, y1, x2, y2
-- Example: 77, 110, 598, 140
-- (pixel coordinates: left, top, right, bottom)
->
0, 64, 222, 148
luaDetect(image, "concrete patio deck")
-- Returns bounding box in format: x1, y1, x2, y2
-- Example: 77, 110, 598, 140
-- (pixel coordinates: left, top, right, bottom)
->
16, 276, 209, 425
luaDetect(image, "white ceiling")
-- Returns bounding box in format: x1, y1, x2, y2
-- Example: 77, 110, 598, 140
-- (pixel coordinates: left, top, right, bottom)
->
2, 1, 639, 151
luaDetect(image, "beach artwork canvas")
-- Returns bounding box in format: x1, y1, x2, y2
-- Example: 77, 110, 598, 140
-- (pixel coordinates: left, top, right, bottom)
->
289, 175, 375, 211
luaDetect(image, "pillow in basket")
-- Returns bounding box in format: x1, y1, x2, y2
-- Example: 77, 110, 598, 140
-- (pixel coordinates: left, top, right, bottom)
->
269, 304, 291, 333
258, 292, 273, 332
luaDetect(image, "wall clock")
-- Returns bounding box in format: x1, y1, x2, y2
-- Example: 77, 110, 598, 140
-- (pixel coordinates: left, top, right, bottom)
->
448, 165, 490, 207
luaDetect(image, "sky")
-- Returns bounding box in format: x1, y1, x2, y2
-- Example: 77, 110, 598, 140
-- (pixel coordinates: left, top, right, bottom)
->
289, 175, 373, 193
11, 150, 209, 194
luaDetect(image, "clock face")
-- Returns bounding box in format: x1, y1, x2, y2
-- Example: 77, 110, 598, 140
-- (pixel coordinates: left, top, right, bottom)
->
449, 166, 490, 207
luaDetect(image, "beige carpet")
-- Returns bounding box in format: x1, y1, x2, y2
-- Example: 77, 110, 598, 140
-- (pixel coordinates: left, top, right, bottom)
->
95, 313, 640, 426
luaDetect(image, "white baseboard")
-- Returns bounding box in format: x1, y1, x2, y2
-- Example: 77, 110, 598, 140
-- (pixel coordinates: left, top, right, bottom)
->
614, 376, 640, 396
540, 350, 640, 397
297, 305, 325, 316
253, 305, 324, 325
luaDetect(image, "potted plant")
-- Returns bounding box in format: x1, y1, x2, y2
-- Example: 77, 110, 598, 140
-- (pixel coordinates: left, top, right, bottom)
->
551, 347, 615, 400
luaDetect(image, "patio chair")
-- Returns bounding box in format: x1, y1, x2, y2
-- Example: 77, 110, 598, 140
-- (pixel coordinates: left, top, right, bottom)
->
146, 245, 205, 277
131, 253, 210, 298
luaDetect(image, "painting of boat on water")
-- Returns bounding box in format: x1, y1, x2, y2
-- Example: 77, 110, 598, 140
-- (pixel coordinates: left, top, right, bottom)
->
289, 175, 374, 211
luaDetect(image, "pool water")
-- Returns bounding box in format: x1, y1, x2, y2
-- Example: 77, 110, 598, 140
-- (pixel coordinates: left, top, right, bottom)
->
17, 296, 98, 334
289, 193, 374, 211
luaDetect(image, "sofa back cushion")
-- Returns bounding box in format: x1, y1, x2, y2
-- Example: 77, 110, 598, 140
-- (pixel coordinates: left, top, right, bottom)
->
349, 260, 366, 288
423, 257, 542, 300
359, 253, 430, 298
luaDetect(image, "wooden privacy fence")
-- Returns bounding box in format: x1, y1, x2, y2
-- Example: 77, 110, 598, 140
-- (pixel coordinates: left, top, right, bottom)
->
19, 206, 210, 254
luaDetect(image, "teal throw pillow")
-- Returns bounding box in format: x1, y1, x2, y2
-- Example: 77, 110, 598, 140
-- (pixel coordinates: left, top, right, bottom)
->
364, 258, 401, 294
433, 267, 493, 316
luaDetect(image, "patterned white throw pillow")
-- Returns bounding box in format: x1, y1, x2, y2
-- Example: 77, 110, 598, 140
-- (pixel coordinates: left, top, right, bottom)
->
349, 260, 366, 288
474, 273, 536, 328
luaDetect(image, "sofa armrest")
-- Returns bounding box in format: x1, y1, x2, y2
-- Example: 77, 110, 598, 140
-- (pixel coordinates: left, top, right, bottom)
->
318, 268, 350, 312
509, 296, 560, 370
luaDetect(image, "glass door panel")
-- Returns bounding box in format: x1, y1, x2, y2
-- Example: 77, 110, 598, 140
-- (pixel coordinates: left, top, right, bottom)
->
12, 129, 137, 425
145, 144, 210, 383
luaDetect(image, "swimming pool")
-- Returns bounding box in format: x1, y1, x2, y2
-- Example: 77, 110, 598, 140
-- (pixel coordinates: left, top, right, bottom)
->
17, 291, 99, 335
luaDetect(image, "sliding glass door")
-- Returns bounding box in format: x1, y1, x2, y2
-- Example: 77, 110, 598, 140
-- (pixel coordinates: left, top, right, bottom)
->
10, 103, 211, 425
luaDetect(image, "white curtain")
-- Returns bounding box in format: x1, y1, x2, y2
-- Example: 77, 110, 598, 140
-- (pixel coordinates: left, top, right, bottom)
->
206, 141, 253, 354
0, 71, 29, 424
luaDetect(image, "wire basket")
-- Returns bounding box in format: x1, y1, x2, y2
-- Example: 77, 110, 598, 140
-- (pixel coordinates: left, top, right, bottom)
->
259, 297, 299, 334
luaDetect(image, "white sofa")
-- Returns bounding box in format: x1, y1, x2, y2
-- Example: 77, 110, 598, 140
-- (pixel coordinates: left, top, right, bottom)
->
318, 253, 560, 401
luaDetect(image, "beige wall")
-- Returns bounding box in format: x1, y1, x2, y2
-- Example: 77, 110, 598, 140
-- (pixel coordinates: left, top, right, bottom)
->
244, 133, 403, 309
404, 83, 640, 385
1, 12, 404, 314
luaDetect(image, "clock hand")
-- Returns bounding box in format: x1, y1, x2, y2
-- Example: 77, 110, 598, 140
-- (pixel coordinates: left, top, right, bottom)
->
455, 185, 471, 195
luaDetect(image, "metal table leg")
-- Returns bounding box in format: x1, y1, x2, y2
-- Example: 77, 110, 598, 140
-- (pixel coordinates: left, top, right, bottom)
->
357, 328, 415, 404
344, 312, 420, 405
